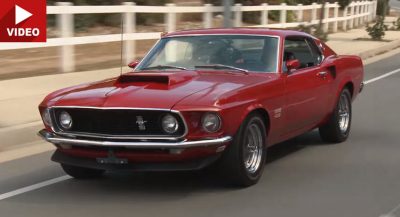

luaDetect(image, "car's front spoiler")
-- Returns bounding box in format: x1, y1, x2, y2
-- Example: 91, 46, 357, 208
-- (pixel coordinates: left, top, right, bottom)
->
38, 129, 232, 149
51, 150, 221, 171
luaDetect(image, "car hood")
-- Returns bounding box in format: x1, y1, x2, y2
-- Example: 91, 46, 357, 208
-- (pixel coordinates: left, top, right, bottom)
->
47, 70, 270, 110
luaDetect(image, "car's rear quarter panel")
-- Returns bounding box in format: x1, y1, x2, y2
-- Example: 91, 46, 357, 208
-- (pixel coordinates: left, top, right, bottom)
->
330, 55, 364, 106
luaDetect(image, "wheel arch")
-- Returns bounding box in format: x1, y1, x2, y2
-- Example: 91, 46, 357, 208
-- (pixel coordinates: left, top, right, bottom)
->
239, 105, 271, 137
343, 81, 354, 98
336, 78, 354, 103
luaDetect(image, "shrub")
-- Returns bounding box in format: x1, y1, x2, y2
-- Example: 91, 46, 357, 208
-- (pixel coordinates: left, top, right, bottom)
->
337, 0, 351, 9
268, 10, 296, 23
391, 17, 400, 31
366, 16, 388, 40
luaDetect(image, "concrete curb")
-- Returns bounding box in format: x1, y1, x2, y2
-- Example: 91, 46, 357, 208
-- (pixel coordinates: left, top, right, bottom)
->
357, 38, 400, 60
0, 121, 43, 152
0, 142, 54, 163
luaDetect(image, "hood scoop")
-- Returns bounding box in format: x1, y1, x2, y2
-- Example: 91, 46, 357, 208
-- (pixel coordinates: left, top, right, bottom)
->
118, 71, 198, 86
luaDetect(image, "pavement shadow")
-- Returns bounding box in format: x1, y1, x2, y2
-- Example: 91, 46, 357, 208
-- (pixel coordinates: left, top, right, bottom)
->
3, 130, 337, 204
63, 130, 329, 192
266, 130, 329, 163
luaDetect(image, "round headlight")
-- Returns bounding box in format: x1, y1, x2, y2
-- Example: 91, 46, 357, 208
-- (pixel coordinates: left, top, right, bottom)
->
161, 114, 179, 134
59, 111, 73, 130
41, 108, 52, 127
202, 113, 221, 133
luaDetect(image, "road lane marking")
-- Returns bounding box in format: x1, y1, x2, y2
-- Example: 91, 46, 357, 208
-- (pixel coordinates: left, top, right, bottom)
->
0, 175, 71, 201
365, 68, 400, 84
380, 201, 400, 217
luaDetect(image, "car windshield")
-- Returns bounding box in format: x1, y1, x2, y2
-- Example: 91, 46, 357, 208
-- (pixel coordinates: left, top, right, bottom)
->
136, 35, 279, 73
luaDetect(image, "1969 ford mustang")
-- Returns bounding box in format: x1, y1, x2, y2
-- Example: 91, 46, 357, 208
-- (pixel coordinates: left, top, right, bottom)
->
39, 28, 364, 186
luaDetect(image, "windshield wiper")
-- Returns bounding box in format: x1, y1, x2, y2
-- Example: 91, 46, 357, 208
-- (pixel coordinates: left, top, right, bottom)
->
194, 64, 249, 74
140, 65, 187, 71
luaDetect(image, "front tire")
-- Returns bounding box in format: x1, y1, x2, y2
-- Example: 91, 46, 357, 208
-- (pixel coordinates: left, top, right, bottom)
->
61, 164, 105, 179
319, 88, 352, 143
218, 113, 267, 187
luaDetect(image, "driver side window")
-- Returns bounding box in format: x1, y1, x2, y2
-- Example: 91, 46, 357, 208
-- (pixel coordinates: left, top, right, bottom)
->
284, 37, 322, 70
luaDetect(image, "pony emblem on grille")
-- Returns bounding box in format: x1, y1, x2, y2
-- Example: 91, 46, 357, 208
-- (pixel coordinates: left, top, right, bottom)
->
136, 116, 148, 131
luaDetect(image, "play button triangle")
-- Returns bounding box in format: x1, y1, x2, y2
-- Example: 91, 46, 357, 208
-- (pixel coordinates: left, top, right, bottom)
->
15, 5, 33, 25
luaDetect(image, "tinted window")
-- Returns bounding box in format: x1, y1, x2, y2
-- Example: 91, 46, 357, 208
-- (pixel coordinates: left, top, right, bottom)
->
284, 37, 321, 69
305, 38, 323, 65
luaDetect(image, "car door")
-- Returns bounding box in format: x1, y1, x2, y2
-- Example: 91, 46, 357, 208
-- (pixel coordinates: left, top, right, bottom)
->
282, 36, 331, 136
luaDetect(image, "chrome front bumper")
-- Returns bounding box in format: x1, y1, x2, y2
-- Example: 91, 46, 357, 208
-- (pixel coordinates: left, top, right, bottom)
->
38, 129, 232, 149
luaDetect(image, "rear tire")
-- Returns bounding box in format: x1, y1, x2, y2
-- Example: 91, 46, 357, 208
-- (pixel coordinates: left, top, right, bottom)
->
319, 88, 352, 143
61, 164, 105, 179
217, 113, 267, 187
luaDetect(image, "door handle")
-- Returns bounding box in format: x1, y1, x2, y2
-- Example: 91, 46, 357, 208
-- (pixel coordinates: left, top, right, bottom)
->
317, 71, 328, 78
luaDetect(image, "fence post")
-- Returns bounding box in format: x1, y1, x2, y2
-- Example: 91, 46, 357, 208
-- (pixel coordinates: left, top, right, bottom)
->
166, 3, 176, 32
359, 2, 363, 25
123, 2, 135, 65
368, 1, 374, 22
297, 4, 303, 23
261, 3, 268, 26
333, 2, 339, 32
311, 3, 317, 24
203, 4, 213, 28
364, 2, 368, 22
370, 0, 374, 20
360, 3, 365, 25
280, 3, 287, 27
354, 3, 359, 27
342, 6, 348, 31
323, 4, 329, 32
57, 2, 74, 73
357, 3, 360, 26
234, 3, 242, 27
349, 3, 354, 29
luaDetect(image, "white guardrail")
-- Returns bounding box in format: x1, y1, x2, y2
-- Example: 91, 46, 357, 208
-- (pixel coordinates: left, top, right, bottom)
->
0, 0, 377, 72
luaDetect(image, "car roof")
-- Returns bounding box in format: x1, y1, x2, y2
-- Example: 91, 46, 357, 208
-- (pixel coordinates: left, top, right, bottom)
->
163, 28, 313, 38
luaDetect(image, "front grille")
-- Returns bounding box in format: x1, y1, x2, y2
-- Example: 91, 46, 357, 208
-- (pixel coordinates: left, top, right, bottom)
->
51, 108, 186, 138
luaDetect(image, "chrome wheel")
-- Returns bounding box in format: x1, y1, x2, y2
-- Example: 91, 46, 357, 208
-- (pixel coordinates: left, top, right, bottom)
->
338, 93, 350, 133
243, 123, 263, 174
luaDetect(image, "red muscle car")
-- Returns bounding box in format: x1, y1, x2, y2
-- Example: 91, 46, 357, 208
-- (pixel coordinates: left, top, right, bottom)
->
39, 28, 364, 186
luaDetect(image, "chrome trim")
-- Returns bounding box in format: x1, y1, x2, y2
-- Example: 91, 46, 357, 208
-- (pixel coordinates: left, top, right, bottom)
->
135, 34, 281, 74
48, 106, 189, 141
133, 39, 161, 72
282, 36, 325, 73
201, 112, 222, 133
39, 129, 232, 149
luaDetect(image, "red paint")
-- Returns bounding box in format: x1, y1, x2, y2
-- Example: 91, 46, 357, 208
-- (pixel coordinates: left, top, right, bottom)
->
39, 29, 364, 161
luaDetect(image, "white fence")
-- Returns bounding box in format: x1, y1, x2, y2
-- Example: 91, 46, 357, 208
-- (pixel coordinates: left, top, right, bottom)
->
0, 0, 377, 73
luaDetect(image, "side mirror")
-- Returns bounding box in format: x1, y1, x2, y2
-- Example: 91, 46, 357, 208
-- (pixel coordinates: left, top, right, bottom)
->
286, 59, 301, 72
128, 60, 140, 69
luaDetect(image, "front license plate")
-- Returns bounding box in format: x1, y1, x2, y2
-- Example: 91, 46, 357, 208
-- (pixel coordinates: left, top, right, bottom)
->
96, 157, 128, 164
96, 150, 128, 164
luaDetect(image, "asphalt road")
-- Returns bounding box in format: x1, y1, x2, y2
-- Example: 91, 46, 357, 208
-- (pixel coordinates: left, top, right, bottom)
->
1, 53, 400, 217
